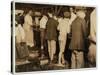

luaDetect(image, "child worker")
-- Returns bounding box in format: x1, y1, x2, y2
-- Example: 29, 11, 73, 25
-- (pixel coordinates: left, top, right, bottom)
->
46, 12, 59, 64
57, 11, 71, 67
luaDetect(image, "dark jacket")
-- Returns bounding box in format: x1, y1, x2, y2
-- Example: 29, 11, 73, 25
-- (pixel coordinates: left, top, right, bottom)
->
69, 17, 87, 50
46, 18, 58, 41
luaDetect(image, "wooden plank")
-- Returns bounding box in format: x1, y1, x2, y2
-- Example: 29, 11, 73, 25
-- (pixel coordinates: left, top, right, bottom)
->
16, 60, 30, 66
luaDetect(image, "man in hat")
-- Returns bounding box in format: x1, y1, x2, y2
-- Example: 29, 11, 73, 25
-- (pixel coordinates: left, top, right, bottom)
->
69, 7, 87, 69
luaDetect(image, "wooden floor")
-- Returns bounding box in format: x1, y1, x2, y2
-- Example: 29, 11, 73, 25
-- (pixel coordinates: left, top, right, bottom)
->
15, 46, 95, 72
16, 60, 69, 72
15, 47, 71, 72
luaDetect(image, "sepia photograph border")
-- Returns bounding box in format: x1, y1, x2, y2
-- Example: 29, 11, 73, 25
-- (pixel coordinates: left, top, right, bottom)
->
11, 0, 97, 74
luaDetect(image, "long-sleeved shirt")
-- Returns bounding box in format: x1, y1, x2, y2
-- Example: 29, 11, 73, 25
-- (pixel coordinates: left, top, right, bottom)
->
40, 16, 48, 29
57, 18, 70, 40
24, 14, 33, 26
23, 14, 33, 31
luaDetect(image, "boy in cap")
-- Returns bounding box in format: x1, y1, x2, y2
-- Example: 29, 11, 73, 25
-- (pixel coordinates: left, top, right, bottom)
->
46, 12, 58, 64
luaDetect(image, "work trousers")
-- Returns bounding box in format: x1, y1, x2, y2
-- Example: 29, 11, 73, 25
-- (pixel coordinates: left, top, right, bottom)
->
48, 40, 56, 61
71, 50, 84, 69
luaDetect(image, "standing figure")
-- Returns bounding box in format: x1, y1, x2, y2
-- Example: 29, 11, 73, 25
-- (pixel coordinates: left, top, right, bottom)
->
57, 11, 71, 67
23, 10, 34, 48
69, 8, 87, 69
46, 12, 58, 64
40, 14, 48, 58
15, 19, 29, 63
88, 9, 96, 67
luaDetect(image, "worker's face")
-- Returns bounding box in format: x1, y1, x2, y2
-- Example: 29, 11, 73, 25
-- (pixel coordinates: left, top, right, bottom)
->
70, 8, 73, 12
29, 10, 33, 16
